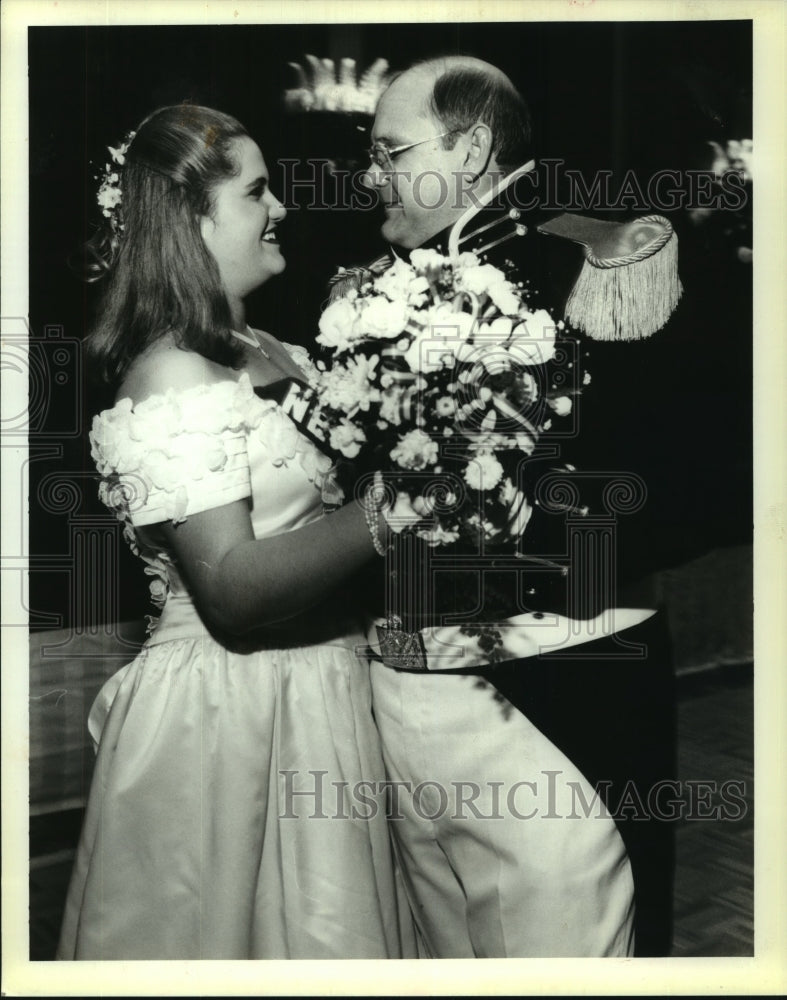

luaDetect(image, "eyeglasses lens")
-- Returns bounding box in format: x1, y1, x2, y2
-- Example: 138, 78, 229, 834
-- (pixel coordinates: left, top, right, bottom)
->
369, 145, 392, 171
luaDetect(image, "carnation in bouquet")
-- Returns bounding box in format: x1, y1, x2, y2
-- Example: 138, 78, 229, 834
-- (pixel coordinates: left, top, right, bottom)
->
315, 248, 585, 554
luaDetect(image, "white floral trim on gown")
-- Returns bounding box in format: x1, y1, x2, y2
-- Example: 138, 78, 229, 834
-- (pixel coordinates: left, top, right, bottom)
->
57, 343, 416, 960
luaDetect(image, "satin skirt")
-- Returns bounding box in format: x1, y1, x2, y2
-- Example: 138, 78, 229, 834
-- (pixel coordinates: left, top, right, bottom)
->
57, 598, 416, 960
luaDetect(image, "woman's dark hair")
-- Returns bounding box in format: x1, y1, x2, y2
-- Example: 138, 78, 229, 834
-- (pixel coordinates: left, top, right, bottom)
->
85, 104, 250, 385
422, 61, 533, 170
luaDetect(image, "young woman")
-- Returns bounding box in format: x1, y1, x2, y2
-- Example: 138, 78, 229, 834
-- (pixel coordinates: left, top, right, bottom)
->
56, 105, 416, 960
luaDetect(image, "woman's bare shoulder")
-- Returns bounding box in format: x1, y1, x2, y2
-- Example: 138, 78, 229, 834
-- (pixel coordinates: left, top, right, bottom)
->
116, 334, 237, 407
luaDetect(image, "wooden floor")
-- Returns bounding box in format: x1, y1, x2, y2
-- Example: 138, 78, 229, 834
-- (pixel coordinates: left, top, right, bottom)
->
29, 662, 754, 960
671, 663, 754, 956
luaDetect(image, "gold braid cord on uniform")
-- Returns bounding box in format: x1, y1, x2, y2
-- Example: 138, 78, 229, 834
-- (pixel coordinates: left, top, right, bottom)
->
327, 255, 393, 302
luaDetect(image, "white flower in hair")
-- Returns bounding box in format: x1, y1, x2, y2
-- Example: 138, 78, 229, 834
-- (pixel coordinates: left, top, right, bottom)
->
95, 129, 136, 231
97, 183, 123, 215
108, 144, 128, 165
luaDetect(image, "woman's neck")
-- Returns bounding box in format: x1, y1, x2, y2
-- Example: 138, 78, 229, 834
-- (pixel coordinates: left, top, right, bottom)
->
229, 299, 246, 332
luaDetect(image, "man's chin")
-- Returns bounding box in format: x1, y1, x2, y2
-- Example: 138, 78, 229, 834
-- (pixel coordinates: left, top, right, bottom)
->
381, 212, 452, 253
380, 214, 414, 250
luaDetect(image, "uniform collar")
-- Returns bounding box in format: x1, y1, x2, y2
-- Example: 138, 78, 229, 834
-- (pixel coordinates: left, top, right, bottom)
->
447, 159, 536, 256
393, 160, 536, 262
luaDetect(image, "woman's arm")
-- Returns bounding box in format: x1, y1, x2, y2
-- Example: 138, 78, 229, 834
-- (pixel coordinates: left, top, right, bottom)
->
160, 497, 380, 635
118, 344, 385, 634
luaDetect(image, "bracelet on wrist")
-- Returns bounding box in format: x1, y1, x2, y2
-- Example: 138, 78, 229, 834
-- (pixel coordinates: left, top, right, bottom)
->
362, 477, 391, 557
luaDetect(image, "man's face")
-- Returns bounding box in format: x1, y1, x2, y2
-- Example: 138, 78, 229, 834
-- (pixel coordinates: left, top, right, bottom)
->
365, 70, 469, 250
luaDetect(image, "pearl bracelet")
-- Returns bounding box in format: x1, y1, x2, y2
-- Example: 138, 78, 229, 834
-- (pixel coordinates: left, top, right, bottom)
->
363, 476, 391, 557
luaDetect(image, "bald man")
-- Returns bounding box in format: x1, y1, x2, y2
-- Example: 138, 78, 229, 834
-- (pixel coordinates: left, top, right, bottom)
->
345, 57, 662, 959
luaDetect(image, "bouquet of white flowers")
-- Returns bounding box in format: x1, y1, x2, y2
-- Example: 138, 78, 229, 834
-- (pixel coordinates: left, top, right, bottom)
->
315, 249, 586, 551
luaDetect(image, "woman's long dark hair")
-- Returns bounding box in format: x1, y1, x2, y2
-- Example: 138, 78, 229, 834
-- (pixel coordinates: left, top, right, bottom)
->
85, 105, 249, 385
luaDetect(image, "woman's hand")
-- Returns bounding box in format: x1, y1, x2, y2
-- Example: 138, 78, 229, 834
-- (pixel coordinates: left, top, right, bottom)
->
374, 471, 532, 543
382, 490, 436, 534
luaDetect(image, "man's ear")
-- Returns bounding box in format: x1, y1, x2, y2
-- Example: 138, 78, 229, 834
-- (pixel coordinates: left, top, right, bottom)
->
462, 122, 493, 178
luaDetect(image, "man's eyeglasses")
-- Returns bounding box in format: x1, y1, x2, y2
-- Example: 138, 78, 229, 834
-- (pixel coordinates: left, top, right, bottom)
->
366, 130, 459, 172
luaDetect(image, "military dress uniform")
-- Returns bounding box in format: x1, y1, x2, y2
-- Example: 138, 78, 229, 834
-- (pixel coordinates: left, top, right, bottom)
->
345, 163, 732, 956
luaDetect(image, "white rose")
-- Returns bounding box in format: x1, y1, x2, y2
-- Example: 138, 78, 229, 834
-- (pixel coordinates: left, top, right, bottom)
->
374, 257, 416, 300
458, 262, 507, 297
475, 316, 514, 346
329, 419, 366, 458
455, 251, 481, 268
404, 331, 452, 374
409, 248, 448, 272
509, 309, 557, 365
360, 295, 409, 339
407, 274, 430, 307
405, 305, 476, 373
486, 283, 521, 316
317, 297, 361, 351
424, 303, 475, 342
459, 260, 522, 315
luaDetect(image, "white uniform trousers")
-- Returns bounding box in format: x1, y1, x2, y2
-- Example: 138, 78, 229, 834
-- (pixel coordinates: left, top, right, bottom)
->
370, 663, 635, 958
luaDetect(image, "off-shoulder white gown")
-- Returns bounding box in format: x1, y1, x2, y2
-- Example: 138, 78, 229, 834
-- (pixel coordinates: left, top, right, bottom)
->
57, 348, 416, 960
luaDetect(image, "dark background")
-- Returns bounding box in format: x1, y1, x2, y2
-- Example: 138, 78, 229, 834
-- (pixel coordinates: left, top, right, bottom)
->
28, 20, 752, 629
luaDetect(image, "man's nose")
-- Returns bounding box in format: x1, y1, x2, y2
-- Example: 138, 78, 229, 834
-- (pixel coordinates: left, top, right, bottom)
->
362, 161, 390, 190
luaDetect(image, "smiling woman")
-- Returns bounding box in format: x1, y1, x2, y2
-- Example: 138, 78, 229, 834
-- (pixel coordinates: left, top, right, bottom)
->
55, 105, 417, 960
199, 136, 287, 328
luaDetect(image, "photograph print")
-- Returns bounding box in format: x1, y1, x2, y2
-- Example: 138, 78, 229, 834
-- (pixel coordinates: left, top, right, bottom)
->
4, 2, 777, 989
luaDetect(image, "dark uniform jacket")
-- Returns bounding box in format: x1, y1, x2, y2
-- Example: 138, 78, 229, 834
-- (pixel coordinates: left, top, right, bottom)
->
361, 163, 751, 956
389, 163, 748, 620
